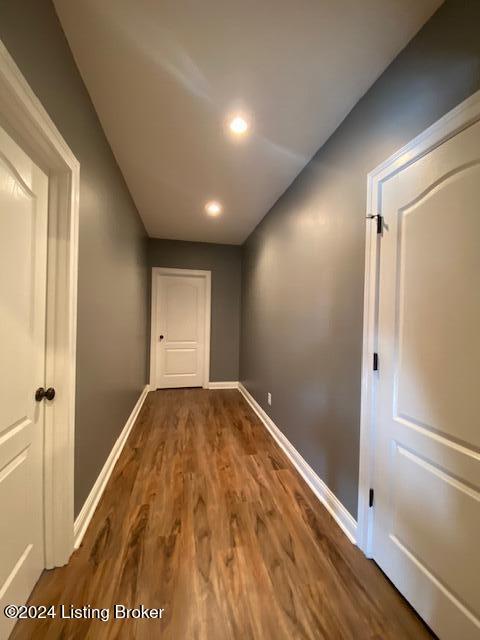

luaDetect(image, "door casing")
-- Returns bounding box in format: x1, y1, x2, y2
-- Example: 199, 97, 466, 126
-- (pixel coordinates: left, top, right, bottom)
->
357, 88, 480, 557
149, 267, 211, 389
0, 40, 80, 567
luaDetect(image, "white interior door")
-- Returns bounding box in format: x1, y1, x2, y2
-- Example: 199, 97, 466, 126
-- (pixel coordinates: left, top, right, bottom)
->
373, 119, 480, 639
0, 125, 48, 638
152, 270, 208, 389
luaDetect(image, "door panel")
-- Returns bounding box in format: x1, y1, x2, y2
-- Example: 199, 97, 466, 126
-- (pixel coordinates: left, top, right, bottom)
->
152, 272, 207, 388
391, 445, 478, 618
396, 165, 480, 447
0, 126, 47, 638
164, 348, 197, 376
164, 282, 199, 342
373, 119, 480, 639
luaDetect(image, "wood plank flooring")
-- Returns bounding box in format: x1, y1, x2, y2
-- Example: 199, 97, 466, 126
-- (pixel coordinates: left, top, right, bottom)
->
10, 389, 433, 640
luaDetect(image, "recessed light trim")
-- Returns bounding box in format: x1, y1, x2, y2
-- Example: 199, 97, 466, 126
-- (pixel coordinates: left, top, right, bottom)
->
205, 200, 223, 216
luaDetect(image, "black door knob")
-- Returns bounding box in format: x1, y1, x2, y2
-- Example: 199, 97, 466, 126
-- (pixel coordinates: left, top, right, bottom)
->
35, 387, 46, 401
159, 335, 164, 341
45, 387, 56, 401
35, 387, 56, 402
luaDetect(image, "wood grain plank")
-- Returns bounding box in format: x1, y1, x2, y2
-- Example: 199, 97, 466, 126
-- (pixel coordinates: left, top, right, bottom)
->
9, 389, 434, 640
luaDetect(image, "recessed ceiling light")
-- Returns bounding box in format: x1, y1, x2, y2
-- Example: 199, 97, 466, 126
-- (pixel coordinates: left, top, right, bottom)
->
205, 200, 222, 216
228, 115, 249, 136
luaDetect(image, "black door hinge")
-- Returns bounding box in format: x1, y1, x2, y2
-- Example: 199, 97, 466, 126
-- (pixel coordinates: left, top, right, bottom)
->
369, 488, 374, 508
373, 353, 379, 371
367, 214, 383, 234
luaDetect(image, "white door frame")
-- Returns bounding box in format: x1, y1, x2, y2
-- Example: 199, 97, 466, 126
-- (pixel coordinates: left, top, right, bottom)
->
0, 41, 79, 567
149, 267, 211, 389
357, 89, 480, 557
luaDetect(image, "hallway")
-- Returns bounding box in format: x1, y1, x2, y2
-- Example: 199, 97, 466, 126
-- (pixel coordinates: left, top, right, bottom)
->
11, 389, 432, 640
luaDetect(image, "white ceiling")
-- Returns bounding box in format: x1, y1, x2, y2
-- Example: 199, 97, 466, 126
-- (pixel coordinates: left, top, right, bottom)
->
54, 0, 442, 244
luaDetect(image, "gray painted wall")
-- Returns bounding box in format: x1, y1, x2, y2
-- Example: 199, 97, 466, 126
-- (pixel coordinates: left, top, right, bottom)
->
241, 0, 480, 518
0, 0, 149, 516
148, 239, 242, 382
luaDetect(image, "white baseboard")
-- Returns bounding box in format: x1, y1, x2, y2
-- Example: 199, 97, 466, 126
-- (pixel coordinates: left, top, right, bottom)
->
208, 381, 239, 389
74, 384, 151, 549
238, 383, 357, 544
